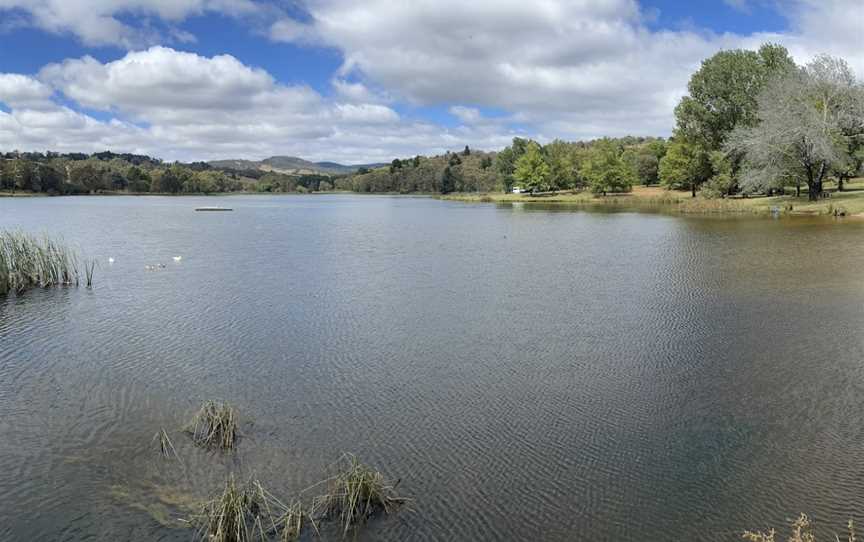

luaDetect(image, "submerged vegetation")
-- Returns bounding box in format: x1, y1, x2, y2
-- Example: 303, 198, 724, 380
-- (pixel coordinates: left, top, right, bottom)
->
0, 230, 93, 295
184, 400, 239, 450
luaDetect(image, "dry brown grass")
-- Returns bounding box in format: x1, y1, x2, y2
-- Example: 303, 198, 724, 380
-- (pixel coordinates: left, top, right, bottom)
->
743, 513, 856, 542
313, 453, 409, 538
191, 477, 314, 542
184, 401, 239, 450
153, 427, 179, 460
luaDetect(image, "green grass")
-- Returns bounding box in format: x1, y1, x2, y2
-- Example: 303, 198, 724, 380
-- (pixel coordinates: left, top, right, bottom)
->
0, 230, 93, 295
184, 401, 239, 450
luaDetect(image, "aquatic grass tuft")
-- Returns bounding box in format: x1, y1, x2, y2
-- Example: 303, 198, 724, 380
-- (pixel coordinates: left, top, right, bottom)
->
184, 400, 239, 450
313, 453, 409, 537
193, 475, 263, 542
153, 427, 179, 460
191, 477, 314, 542
0, 230, 89, 295
743, 513, 856, 542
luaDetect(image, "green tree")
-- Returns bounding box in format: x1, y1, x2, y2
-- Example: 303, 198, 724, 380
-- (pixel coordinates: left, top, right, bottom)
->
0, 160, 13, 191
126, 166, 151, 192
440, 166, 457, 194
700, 151, 736, 198
160, 165, 191, 194
107, 170, 127, 191
659, 140, 712, 197
513, 141, 551, 192
582, 139, 636, 195
545, 139, 576, 190
8, 159, 37, 192
495, 137, 529, 192
674, 43, 795, 151
38, 164, 63, 193
632, 150, 660, 185
69, 162, 105, 192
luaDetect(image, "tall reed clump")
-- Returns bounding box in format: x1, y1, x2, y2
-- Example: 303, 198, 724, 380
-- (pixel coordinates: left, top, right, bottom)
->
313, 453, 409, 537
0, 230, 92, 295
184, 401, 239, 450
743, 513, 856, 542
191, 476, 312, 542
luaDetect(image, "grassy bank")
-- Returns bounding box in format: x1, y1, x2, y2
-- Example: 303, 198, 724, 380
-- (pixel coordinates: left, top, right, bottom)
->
440, 180, 864, 217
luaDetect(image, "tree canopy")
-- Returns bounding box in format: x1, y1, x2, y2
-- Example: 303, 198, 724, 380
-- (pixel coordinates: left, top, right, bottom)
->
728, 55, 864, 200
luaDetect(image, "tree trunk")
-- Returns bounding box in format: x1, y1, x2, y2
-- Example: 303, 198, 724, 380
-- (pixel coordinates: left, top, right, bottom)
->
838, 177, 845, 192
796, 184, 800, 197
691, 183, 696, 198
807, 178, 823, 201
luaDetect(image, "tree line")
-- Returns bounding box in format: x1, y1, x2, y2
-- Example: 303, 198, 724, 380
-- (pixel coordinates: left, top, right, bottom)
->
340, 43, 863, 199
0, 151, 342, 195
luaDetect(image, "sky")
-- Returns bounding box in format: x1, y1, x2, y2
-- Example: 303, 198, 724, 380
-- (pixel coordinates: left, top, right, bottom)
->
0, 0, 862, 164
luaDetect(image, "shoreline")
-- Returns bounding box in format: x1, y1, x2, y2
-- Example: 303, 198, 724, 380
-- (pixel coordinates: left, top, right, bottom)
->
6, 185, 864, 219
438, 184, 864, 219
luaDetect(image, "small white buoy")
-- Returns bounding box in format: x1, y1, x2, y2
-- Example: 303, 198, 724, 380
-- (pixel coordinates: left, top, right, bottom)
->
108, 257, 115, 264
172, 256, 182, 262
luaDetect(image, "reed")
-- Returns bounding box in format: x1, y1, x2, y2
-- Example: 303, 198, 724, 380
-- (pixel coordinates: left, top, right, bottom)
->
184, 400, 239, 450
84, 258, 96, 288
153, 427, 179, 460
0, 230, 87, 295
191, 477, 313, 542
313, 453, 409, 537
193, 475, 263, 542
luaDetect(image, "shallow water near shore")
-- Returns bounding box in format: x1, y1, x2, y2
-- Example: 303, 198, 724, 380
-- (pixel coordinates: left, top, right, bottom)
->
2, 194, 864, 541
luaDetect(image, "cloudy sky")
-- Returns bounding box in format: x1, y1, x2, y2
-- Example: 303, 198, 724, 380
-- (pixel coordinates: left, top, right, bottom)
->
0, 0, 861, 163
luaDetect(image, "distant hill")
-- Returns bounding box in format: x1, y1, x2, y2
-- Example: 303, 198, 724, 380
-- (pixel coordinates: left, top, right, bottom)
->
209, 156, 383, 176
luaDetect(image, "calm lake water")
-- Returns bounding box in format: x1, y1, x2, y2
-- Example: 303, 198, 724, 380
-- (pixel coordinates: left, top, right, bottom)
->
2, 194, 864, 541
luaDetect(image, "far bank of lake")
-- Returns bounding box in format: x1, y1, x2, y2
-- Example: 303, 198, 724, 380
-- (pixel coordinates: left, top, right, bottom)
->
10, 181, 864, 219
441, 182, 864, 218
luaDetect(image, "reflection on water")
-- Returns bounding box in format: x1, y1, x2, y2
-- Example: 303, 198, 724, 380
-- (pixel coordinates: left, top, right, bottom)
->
1, 195, 864, 540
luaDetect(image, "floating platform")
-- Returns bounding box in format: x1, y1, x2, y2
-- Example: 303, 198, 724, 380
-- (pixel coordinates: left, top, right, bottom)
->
195, 206, 233, 211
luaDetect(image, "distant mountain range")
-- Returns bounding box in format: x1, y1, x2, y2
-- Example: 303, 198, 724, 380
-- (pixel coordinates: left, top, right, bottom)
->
208, 156, 384, 176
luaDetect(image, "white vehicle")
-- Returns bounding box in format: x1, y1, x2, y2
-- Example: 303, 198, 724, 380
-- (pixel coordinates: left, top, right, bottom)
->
512, 186, 524, 194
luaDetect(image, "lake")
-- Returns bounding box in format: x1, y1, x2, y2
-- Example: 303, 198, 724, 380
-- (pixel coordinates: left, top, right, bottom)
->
1, 194, 864, 541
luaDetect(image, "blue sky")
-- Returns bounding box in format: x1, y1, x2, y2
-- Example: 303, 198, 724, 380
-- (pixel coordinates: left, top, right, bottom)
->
0, 1, 860, 162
